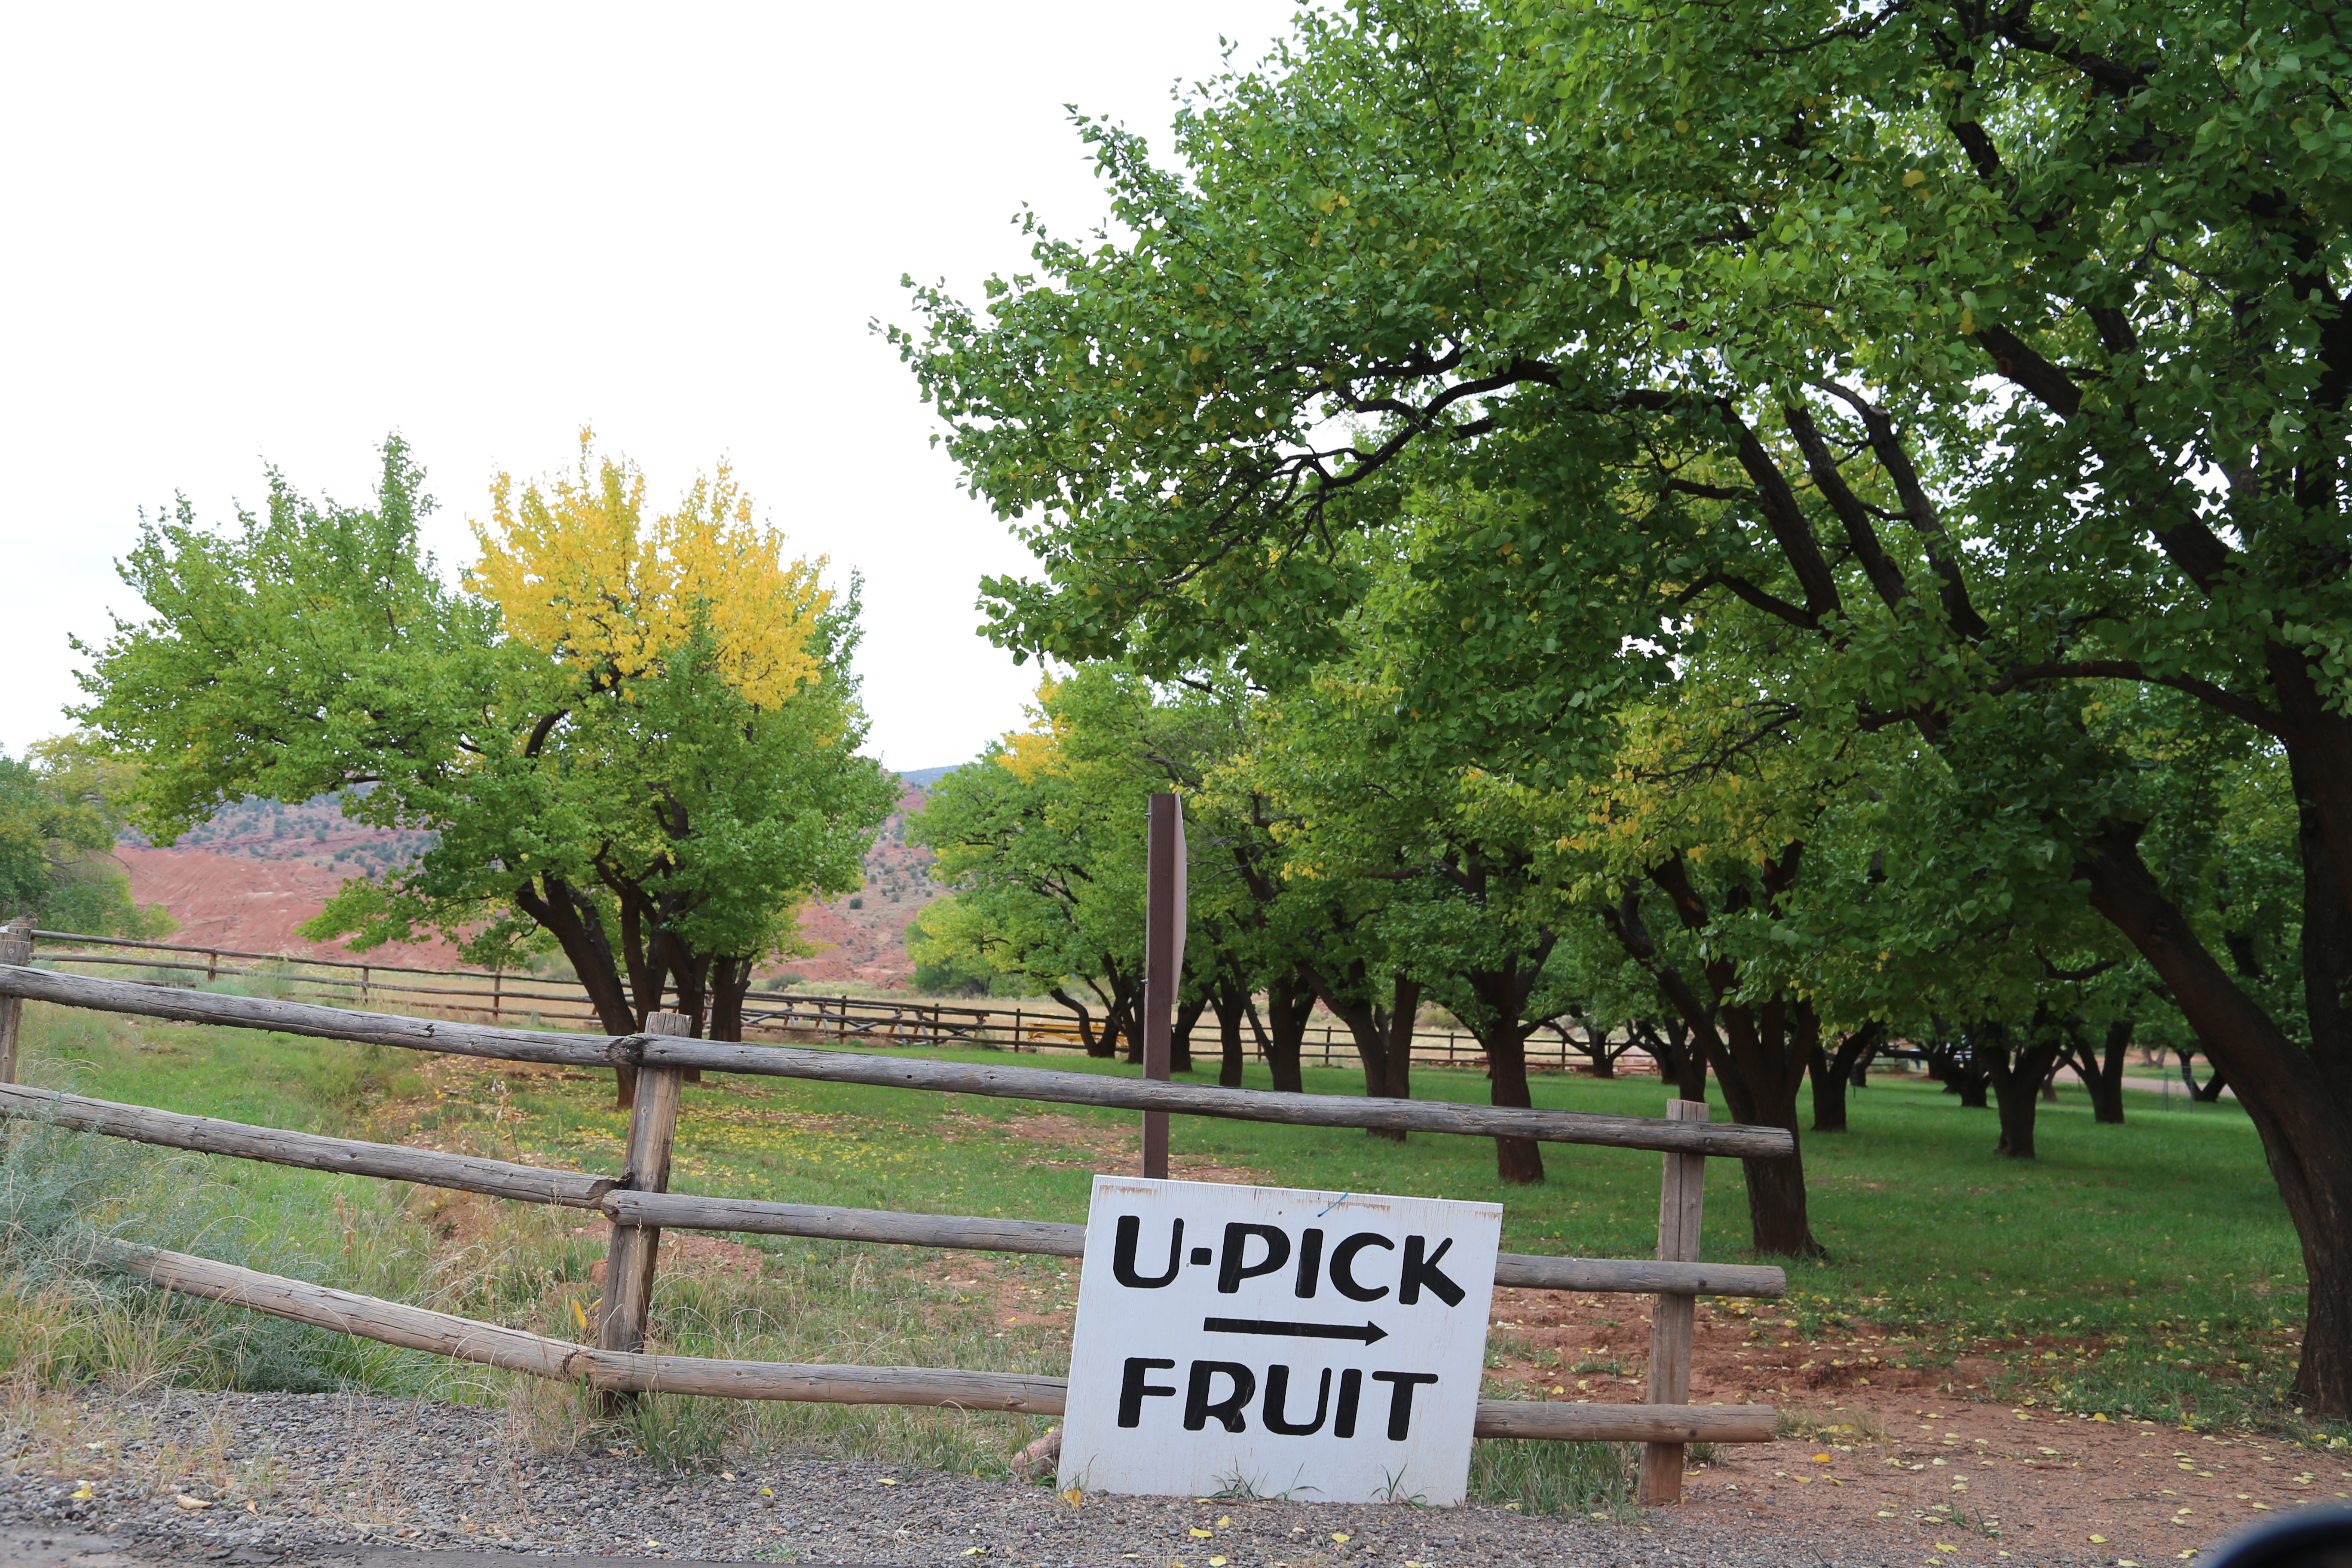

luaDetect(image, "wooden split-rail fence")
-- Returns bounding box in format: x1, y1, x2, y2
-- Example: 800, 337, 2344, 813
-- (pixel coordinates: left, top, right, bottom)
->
0, 943, 1786, 1507
23, 928, 1657, 1075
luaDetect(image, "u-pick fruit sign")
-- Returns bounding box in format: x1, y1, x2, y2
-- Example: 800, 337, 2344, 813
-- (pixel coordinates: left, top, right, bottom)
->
1057, 1176, 1501, 1505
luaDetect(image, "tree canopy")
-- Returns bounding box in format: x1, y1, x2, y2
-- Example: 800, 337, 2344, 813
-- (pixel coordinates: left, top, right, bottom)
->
76, 435, 894, 1078
899, 0, 2352, 1410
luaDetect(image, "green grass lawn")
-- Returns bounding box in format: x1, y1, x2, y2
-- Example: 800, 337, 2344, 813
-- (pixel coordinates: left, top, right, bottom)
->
5, 994, 2339, 1455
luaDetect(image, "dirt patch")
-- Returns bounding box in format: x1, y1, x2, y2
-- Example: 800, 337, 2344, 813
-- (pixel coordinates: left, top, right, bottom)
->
1678, 1395, 2347, 1564
1472, 1286, 2349, 1562
972, 1111, 1273, 1188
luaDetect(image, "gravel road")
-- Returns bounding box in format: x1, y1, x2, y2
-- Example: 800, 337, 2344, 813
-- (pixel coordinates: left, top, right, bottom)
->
0, 1390, 2101, 1568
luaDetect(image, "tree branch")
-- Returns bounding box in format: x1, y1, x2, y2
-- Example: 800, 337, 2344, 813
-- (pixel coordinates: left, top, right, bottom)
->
1782, 401, 1910, 611
1988, 660, 2291, 736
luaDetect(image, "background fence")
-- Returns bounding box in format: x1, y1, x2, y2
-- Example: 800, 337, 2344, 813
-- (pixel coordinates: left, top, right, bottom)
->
25, 928, 1661, 1072
0, 954, 1784, 1506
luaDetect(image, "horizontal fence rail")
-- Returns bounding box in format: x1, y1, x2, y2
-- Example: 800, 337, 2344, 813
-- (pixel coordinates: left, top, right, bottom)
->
0, 1083, 616, 1209
100, 1243, 1775, 1444
608, 1192, 1788, 1298
0, 967, 1793, 1159
29, 929, 1655, 1074
0, 1084, 1786, 1300
652, 1037, 1791, 1158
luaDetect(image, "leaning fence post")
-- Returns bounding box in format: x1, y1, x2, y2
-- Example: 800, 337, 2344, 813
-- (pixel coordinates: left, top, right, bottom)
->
597, 1009, 689, 1395
0, 915, 34, 1084
1639, 1097, 1709, 1505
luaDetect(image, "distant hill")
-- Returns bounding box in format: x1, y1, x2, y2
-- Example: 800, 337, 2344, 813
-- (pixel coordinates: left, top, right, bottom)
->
894, 765, 962, 789
108, 780, 949, 989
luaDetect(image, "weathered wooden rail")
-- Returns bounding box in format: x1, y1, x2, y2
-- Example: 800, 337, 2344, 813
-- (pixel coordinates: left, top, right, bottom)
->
27, 928, 1647, 1072
0, 962, 1787, 1504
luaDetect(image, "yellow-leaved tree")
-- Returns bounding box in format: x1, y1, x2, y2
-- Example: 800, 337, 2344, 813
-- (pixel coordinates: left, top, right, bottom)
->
470, 430, 831, 710
78, 432, 897, 1106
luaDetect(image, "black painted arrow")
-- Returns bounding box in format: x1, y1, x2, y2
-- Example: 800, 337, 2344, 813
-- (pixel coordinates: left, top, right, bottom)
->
1203, 1316, 1388, 1345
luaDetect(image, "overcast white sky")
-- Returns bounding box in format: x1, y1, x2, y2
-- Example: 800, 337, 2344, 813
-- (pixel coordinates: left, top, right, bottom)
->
0, 1, 1301, 775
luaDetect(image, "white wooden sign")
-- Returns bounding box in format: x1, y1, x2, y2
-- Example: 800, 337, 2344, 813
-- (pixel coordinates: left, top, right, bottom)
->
1057, 1176, 1500, 1506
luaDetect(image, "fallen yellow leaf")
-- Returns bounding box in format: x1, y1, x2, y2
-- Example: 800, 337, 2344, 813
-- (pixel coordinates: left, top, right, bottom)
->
1191, 1529, 1214, 1539
175, 1495, 213, 1510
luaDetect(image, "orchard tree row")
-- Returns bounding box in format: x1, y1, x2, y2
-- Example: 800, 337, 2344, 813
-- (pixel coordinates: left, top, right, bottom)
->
892, 0, 2352, 1413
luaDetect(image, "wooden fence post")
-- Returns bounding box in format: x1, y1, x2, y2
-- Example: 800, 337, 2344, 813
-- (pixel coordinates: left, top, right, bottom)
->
0, 916, 33, 1084
1639, 1097, 1709, 1505
597, 1010, 689, 1398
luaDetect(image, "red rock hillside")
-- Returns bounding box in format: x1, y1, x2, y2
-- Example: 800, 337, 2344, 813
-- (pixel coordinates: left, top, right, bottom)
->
110, 779, 948, 989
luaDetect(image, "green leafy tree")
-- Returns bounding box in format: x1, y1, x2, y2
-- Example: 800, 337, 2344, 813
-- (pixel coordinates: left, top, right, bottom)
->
75, 438, 891, 1089
899, 0, 2352, 1408
908, 687, 1149, 1054
0, 738, 173, 939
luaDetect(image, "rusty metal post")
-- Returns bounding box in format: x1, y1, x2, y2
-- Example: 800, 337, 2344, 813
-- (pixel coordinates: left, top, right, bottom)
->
1139, 793, 1185, 1178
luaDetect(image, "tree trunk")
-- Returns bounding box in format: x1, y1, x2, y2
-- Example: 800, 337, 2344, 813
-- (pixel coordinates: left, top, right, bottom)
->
707, 955, 753, 1044
2078, 815, 2352, 1415
1716, 1000, 1818, 1255
2080, 1020, 2130, 1124
1558, 1008, 1620, 1077
660, 929, 711, 1037
1460, 940, 1560, 1186
1930, 1038, 1993, 1108
1300, 962, 1417, 1140
1212, 983, 1248, 1087
1048, 987, 1113, 1058
1261, 971, 1314, 1094
1640, 858, 1819, 1255
2178, 1048, 2231, 1103
1383, 973, 1419, 1106
512, 873, 637, 1104
1807, 1024, 1883, 1133
1480, 1012, 1544, 1185
1632, 1017, 1710, 1102
1170, 994, 1203, 1074
1981, 1020, 2064, 1159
